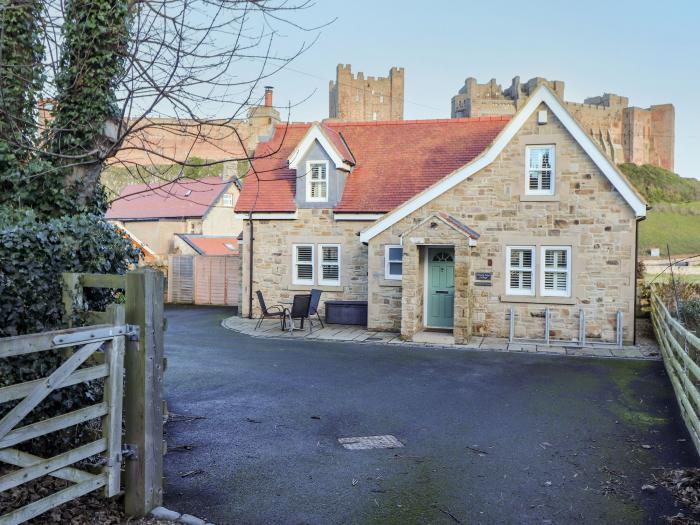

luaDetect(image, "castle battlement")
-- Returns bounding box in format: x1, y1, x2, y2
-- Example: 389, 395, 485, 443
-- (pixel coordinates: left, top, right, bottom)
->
451, 75, 674, 170
329, 64, 404, 122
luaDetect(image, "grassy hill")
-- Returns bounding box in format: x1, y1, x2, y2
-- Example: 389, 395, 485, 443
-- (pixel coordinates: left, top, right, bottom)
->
619, 163, 700, 204
619, 164, 700, 256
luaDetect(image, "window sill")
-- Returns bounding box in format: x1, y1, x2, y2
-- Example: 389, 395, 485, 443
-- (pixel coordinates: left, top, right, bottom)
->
520, 194, 559, 202
499, 295, 576, 305
290, 284, 343, 292
379, 278, 402, 287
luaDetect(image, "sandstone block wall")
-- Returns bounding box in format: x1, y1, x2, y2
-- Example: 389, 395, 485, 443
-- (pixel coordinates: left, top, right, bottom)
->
368, 103, 637, 343
240, 208, 369, 318
329, 64, 404, 122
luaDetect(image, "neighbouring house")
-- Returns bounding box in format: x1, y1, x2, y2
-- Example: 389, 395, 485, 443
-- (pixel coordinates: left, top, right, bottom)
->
235, 86, 647, 345
106, 176, 243, 265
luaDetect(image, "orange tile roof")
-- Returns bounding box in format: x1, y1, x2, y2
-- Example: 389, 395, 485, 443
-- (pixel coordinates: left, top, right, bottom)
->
235, 116, 510, 214
178, 235, 239, 255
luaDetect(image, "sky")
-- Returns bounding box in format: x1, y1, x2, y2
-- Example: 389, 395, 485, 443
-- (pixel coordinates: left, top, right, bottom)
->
254, 0, 699, 179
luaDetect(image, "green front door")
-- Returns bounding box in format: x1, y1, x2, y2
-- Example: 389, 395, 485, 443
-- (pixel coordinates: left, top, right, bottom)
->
426, 248, 455, 328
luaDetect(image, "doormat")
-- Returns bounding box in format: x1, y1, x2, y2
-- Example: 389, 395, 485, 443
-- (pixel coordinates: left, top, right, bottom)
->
338, 435, 404, 450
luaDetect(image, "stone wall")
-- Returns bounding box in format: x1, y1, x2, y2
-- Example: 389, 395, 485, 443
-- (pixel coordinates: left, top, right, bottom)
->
240, 209, 369, 317
328, 64, 404, 122
451, 76, 674, 171
368, 103, 637, 343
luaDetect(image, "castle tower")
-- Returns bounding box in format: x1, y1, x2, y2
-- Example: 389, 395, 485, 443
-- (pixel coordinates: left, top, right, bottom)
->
329, 64, 404, 121
450, 75, 674, 170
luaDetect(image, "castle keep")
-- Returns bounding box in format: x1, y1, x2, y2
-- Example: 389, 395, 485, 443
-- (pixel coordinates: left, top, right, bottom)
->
329, 64, 404, 121
451, 76, 674, 170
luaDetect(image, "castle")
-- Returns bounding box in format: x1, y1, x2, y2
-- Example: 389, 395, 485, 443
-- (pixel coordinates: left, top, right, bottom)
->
329, 64, 404, 121
451, 76, 675, 170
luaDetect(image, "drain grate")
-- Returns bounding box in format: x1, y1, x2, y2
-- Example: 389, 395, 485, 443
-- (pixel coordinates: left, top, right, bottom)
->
338, 435, 404, 450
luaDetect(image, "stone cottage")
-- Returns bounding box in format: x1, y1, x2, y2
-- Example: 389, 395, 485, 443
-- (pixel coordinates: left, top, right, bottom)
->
235, 86, 647, 344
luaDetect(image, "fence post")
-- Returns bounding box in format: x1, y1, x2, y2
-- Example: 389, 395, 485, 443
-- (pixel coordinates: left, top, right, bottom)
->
124, 269, 165, 516
61, 273, 83, 327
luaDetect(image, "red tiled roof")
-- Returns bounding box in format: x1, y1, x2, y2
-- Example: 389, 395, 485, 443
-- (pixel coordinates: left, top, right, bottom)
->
107, 176, 231, 220
178, 235, 239, 255
235, 117, 510, 213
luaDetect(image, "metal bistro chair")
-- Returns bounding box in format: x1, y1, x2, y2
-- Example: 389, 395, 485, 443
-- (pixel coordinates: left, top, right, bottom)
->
286, 294, 312, 332
255, 290, 286, 330
308, 288, 325, 330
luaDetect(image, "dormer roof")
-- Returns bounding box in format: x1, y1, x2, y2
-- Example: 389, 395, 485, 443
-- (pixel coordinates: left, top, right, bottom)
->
287, 121, 354, 171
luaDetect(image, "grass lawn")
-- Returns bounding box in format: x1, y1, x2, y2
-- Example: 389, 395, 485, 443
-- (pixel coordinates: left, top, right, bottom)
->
639, 202, 700, 256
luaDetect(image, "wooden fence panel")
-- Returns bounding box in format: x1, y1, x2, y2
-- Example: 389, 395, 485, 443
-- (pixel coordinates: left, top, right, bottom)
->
170, 254, 240, 306
168, 255, 194, 304
651, 292, 700, 455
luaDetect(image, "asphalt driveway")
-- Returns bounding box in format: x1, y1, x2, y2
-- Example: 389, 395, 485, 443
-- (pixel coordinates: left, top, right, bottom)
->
162, 306, 699, 525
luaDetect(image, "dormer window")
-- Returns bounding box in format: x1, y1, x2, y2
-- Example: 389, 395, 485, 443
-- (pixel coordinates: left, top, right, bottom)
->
525, 145, 555, 195
306, 161, 328, 202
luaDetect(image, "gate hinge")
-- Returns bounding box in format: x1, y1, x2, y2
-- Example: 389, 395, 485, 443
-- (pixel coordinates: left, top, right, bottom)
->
126, 325, 140, 341
122, 443, 138, 460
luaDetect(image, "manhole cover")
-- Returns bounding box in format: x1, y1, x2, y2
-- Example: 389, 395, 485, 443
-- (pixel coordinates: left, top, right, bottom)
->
338, 435, 404, 450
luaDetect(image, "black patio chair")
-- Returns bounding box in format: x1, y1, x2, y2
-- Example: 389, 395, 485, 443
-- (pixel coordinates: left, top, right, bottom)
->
308, 288, 325, 330
255, 290, 286, 330
286, 294, 312, 332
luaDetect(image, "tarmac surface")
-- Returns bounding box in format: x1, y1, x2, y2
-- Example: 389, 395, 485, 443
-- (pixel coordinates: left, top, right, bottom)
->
162, 306, 699, 524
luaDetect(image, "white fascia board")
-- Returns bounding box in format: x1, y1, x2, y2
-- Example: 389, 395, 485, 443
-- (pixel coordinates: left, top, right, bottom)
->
333, 213, 384, 221
288, 123, 348, 170
359, 86, 646, 244
234, 212, 298, 220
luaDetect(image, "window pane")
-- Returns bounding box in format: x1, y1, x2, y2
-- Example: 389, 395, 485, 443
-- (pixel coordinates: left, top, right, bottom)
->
322, 264, 339, 280
541, 170, 552, 190
296, 246, 313, 262
389, 262, 402, 276
388, 247, 402, 261
297, 263, 313, 280
322, 245, 339, 263
528, 171, 540, 190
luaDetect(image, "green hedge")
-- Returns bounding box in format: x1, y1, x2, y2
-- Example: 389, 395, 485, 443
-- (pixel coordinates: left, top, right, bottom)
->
0, 208, 140, 337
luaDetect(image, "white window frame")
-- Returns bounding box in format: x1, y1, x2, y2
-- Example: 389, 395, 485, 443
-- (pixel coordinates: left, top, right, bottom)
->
540, 246, 572, 297
525, 145, 555, 196
292, 244, 315, 285
384, 245, 403, 280
306, 160, 329, 202
506, 246, 536, 296
318, 244, 341, 286
222, 193, 233, 207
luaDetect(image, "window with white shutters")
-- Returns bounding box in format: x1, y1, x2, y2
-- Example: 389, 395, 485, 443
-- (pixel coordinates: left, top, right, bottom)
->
541, 246, 571, 297
526, 145, 555, 195
385, 245, 403, 280
306, 161, 328, 202
293, 244, 314, 285
506, 246, 535, 295
319, 244, 341, 286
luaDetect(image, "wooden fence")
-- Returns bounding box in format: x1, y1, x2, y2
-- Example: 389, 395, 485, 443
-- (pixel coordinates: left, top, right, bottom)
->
0, 269, 165, 523
650, 292, 700, 454
168, 254, 240, 307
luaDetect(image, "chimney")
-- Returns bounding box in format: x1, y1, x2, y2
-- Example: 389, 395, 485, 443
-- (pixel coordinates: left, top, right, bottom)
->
264, 86, 273, 107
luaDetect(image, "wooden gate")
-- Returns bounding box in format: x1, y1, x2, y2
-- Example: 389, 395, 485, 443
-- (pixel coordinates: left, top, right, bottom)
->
1, 269, 165, 523
0, 310, 130, 524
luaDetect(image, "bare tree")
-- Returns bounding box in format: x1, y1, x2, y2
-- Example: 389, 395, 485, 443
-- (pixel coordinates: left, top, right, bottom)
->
3, 0, 329, 207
